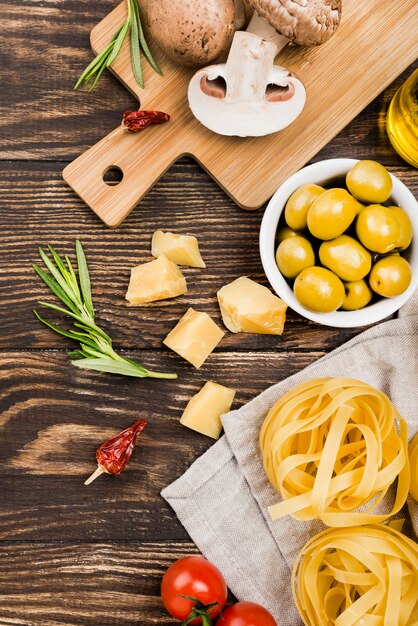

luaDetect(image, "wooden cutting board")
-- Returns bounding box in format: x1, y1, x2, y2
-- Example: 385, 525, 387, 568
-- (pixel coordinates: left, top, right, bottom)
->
63, 0, 418, 228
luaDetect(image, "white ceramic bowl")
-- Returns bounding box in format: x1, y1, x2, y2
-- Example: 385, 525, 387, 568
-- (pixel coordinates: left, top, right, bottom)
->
260, 158, 418, 328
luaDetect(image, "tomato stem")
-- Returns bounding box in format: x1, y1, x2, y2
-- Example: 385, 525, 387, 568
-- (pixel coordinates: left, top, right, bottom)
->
180, 596, 221, 626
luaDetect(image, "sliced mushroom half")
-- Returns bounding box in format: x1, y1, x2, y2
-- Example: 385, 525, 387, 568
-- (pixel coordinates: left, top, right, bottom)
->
188, 31, 306, 136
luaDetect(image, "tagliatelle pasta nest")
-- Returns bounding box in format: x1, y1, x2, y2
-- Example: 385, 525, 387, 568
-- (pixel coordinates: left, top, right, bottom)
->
260, 378, 409, 526
292, 525, 418, 626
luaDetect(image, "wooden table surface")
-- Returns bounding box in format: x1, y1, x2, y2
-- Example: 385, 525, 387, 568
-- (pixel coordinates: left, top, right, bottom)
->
1, 1, 417, 624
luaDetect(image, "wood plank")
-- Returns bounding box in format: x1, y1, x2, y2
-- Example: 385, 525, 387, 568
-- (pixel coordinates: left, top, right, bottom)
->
0, 0, 138, 161
3, 161, 417, 352
0, 350, 323, 541
0, 542, 200, 625
0, 0, 416, 161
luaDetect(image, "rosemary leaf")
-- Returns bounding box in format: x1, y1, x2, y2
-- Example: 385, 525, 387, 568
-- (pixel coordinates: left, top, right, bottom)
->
37, 300, 94, 325
74, 29, 121, 90
129, 0, 144, 88
68, 350, 85, 360
33, 264, 79, 314
65, 255, 82, 299
74, 49, 109, 90
87, 64, 108, 93
37, 301, 112, 343
80, 345, 108, 359
81, 47, 113, 85
47, 244, 68, 277
38, 247, 80, 305
124, 356, 152, 373
73, 322, 112, 345
33, 310, 79, 340
71, 349, 101, 360
106, 20, 130, 67
71, 358, 150, 377
75, 240, 94, 317
134, 0, 162, 75
33, 311, 100, 350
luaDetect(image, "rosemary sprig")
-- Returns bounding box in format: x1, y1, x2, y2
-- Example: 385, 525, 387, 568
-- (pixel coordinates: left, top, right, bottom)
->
75, 0, 162, 92
33, 241, 177, 380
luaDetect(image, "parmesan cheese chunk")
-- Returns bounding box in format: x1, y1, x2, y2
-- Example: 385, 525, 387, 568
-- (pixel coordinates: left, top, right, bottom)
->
163, 308, 224, 369
126, 254, 187, 305
152, 231, 206, 268
180, 381, 236, 439
217, 276, 287, 335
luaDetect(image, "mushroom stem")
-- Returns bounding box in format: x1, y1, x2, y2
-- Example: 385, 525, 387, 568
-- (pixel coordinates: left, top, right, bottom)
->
247, 11, 289, 53
224, 32, 277, 102
221, 11, 292, 103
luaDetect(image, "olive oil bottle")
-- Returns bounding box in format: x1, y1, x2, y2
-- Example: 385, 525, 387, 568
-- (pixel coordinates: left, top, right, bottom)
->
386, 69, 418, 168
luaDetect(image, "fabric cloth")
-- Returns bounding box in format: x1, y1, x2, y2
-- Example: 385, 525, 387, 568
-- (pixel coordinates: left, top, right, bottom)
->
162, 294, 418, 625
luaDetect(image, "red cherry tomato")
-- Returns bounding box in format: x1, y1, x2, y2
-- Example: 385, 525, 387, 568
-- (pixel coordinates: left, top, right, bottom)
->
161, 556, 227, 625
216, 602, 277, 626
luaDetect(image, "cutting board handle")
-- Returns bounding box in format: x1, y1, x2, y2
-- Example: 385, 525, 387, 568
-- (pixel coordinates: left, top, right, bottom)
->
63, 123, 179, 228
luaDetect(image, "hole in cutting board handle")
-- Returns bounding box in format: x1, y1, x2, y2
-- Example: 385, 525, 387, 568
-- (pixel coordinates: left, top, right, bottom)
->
103, 166, 124, 186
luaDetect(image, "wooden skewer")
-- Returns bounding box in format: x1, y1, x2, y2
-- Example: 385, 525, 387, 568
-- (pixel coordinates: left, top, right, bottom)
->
84, 465, 106, 485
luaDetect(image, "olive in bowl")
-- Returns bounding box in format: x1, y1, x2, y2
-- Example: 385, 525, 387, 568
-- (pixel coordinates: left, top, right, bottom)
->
259, 159, 418, 328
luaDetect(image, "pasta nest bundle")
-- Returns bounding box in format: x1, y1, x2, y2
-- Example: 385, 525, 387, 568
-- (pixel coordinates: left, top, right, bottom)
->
260, 378, 410, 526
292, 524, 418, 626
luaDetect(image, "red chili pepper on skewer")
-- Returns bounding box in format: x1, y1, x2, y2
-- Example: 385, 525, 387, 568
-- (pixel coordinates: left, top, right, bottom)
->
85, 419, 147, 485
123, 110, 170, 132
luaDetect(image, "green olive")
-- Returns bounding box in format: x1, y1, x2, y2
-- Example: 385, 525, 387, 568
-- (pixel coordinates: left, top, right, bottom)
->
319, 235, 372, 281
356, 204, 401, 254
342, 280, 373, 310
369, 255, 412, 297
284, 184, 325, 230
276, 236, 315, 279
294, 266, 345, 313
389, 206, 413, 251
346, 160, 392, 204
307, 189, 357, 240
277, 225, 299, 243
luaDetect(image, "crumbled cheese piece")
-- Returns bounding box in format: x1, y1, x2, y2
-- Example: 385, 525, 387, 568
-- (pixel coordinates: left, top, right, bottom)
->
180, 381, 236, 439
126, 254, 186, 305
152, 231, 206, 268
217, 276, 287, 334
163, 308, 224, 368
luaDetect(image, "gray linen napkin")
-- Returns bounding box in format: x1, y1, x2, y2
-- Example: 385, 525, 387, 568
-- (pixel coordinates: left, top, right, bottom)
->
162, 298, 418, 625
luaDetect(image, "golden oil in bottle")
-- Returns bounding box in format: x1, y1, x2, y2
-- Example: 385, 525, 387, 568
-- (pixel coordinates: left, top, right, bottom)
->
386, 68, 418, 168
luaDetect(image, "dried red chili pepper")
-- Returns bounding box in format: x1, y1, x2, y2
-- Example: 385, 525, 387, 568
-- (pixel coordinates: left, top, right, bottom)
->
123, 110, 170, 132
84, 419, 147, 485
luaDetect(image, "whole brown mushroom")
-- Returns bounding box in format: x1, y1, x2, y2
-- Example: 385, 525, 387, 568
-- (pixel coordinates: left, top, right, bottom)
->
147, 0, 246, 68
188, 0, 342, 136
251, 0, 341, 46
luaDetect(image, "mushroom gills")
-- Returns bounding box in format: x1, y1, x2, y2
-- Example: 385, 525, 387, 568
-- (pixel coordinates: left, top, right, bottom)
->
200, 75, 227, 99
200, 74, 297, 102
265, 82, 295, 102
